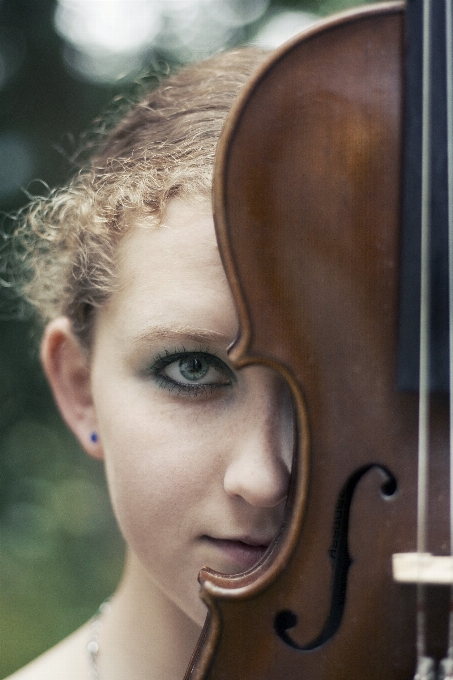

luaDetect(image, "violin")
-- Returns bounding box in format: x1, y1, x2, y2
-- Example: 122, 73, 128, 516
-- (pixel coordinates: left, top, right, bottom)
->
185, 1, 453, 678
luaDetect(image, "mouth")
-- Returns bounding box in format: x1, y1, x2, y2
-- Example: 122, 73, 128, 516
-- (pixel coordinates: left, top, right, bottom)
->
202, 536, 271, 572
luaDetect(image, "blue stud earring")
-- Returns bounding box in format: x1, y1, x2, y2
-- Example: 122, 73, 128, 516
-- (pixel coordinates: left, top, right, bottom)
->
90, 432, 99, 443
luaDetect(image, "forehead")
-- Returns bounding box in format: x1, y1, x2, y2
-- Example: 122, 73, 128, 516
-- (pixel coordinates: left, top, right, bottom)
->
96, 198, 237, 340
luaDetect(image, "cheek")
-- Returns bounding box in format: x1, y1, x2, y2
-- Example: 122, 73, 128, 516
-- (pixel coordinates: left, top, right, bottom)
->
93, 383, 225, 555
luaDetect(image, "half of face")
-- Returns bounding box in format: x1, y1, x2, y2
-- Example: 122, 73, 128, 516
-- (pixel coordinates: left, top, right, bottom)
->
41, 197, 295, 626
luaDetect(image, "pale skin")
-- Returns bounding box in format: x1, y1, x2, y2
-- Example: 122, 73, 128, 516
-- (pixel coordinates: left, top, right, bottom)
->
7, 198, 294, 680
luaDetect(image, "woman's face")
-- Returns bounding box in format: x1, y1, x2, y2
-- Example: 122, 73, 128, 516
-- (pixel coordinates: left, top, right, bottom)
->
89, 198, 294, 625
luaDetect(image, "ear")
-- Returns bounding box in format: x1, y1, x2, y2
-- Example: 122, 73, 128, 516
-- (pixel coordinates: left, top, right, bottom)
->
40, 317, 103, 460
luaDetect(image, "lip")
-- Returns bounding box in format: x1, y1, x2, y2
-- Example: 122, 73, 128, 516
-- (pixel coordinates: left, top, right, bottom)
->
203, 536, 271, 571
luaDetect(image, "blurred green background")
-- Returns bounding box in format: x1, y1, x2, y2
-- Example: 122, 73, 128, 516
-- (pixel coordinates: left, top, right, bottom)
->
0, 0, 370, 676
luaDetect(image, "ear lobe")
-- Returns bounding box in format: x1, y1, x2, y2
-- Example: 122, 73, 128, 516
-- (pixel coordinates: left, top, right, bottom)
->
40, 316, 103, 460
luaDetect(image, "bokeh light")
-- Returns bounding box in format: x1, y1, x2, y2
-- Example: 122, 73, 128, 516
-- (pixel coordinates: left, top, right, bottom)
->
55, 0, 162, 52
54, 0, 273, 82
54, 0, 162, 81
253, 10, 320, 47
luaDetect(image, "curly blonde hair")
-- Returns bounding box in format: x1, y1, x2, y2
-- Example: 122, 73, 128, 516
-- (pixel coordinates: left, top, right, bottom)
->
12, 47, 268, 348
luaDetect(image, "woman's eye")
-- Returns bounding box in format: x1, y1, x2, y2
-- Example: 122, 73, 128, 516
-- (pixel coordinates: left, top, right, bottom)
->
165, 356, 227, 385
150, 351, 235, 394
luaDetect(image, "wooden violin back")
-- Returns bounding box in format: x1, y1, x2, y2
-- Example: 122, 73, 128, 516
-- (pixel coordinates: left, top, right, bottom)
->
184, 4, 451, 679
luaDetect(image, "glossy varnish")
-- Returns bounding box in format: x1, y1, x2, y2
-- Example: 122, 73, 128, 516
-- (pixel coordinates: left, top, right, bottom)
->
185, 4, 451, 679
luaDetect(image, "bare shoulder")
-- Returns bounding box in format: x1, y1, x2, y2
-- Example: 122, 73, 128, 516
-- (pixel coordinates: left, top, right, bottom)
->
5, 623, 91, 680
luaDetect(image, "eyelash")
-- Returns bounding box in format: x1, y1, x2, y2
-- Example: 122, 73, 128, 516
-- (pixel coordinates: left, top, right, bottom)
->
148, 349, 235, 396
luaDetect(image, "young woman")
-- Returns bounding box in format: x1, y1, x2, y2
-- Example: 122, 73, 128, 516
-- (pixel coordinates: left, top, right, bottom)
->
7, 47, 294, 680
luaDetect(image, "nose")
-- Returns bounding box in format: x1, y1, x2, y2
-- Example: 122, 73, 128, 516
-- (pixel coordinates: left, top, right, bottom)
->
223, 367, 294, 508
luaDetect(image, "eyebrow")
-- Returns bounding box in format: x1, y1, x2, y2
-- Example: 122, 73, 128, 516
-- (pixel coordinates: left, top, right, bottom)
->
130, 325, 234, 348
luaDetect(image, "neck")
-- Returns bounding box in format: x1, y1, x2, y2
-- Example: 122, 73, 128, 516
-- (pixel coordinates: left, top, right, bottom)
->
98, 551, 204, 680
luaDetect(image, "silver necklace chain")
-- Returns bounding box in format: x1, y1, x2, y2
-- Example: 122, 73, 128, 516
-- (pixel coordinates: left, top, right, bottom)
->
87, 599, 111, 680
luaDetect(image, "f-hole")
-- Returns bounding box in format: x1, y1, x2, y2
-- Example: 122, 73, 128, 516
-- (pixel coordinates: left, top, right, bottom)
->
274, 463, 397, 651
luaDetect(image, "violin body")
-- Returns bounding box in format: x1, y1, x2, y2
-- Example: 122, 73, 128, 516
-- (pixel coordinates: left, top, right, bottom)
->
185, 4, 451, 679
